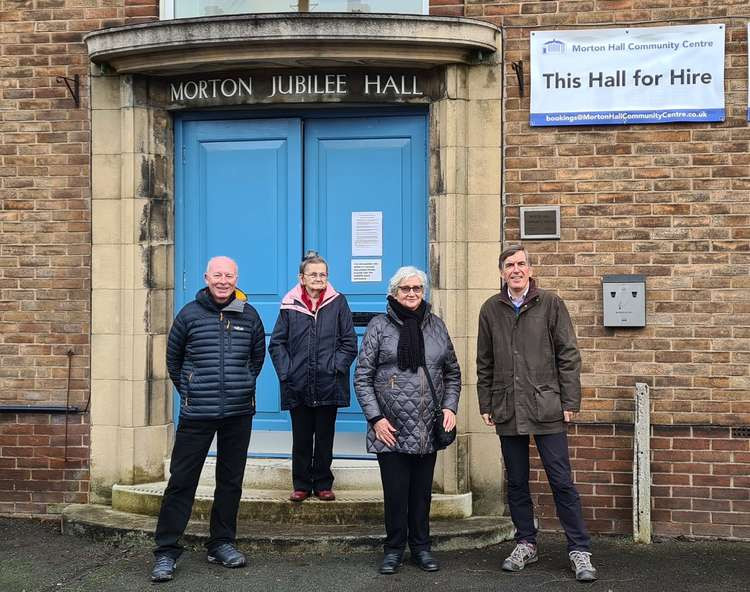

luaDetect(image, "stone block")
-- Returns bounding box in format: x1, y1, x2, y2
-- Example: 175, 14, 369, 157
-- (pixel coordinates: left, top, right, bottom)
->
432, 193, 466, 243
467, 147, 501, 195
91, 199, 121, 245
148, 289, 172, 335
91, 289, 121, 334
431, 98, 467, 149
90, 379, 121, 426
468, 288, 498, 337
468, 242, 502, 289
469, 431, 505, 516
431, 288, 468, 339
430, 146, 467, 196
149, 378, 173, 426
467, 194, 501, 242
91, 154, 122, 199
91, 109, 122, 155
92, 244, 122, 289
91, 333, 123, 381
467, 100, 502, 147
444, 64, 469, 100
90, 74, 121, 111
90, 425, 121, 502
121, 106, 151, 156
467, 64, 502, 100
431, 241, 468, 291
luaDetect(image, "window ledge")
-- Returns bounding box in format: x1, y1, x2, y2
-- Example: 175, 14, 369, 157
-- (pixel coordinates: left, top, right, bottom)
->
85, 13, 500, 74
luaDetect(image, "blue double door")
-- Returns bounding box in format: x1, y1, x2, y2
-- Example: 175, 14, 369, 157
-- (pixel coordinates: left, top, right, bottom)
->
175, 112, 427, 449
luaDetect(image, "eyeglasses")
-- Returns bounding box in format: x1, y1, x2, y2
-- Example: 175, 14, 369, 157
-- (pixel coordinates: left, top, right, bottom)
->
398, 285, 423, 294
209, 273, 236, 280
304, 272, 328, 279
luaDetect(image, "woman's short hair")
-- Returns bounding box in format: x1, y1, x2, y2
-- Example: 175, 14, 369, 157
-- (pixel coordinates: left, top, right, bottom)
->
299, 250, 328, 275
387, 266, 428, 297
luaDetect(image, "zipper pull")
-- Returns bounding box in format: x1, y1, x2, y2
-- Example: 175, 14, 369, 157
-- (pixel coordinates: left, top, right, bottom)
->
390, 376, 395, 389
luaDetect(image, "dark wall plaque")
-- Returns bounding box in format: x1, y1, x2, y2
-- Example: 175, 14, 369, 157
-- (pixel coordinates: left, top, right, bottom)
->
520, 206, 560, 239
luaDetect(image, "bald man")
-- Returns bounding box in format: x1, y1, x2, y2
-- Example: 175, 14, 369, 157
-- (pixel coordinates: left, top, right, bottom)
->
151, 256, 266, 583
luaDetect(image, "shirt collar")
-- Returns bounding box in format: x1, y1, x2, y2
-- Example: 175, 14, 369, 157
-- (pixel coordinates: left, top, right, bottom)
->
508, 284, 529, 306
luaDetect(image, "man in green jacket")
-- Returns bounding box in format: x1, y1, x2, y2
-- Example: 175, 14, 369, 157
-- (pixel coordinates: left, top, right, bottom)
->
476, 245, 597, 583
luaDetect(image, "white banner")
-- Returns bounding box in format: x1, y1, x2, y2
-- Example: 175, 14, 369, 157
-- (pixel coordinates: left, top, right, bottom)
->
530, 25, 725, 126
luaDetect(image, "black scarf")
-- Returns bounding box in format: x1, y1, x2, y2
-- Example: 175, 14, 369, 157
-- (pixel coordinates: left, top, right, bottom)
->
387, 295, 427, 373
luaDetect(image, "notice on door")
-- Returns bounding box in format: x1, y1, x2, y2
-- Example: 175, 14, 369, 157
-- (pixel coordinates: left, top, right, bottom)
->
352, 211, 383, 257
352, 259, 382, 283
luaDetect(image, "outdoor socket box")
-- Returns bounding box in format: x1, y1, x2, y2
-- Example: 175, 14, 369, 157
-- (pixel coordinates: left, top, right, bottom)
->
602, 274, 646, 328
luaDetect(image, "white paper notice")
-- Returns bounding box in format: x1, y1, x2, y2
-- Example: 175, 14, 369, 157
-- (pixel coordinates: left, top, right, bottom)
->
351, 259, 382, 283
352, 211, 383, 257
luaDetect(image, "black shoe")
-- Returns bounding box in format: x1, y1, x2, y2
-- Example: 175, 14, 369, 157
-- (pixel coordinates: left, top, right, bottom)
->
379, 552, 404, 575
207, 543, 247, 568
413, 550, 440, 572
151, 555, 176, 582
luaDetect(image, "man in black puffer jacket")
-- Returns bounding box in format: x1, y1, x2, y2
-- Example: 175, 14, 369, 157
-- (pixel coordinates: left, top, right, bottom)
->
151, 256, 265, 583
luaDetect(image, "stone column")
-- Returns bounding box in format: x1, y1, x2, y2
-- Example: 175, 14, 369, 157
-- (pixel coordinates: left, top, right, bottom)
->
430, 53, 504, 514
89, 69, 173, 502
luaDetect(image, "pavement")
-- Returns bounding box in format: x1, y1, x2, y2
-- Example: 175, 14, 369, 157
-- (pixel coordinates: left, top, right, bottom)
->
1, 517, 749, 592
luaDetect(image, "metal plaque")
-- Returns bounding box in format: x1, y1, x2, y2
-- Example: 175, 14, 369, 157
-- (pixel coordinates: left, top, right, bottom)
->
520, 206, 560, 239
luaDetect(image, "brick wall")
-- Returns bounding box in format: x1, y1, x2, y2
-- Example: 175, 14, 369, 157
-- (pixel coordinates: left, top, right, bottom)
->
530, 425, 750, 539
458, 1, 750, 538
0, 0, 157, 516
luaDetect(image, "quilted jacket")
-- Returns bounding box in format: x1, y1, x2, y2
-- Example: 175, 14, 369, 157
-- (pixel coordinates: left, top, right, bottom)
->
268, 283, 357, 410
354, 302, 461, 455
476, 278, 581, 436
166, 287, 266, 420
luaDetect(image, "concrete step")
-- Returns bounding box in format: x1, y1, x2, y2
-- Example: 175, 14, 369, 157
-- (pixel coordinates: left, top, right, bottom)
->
112, 482, 472, 524
172, 457, 383, 492
62, 504, 516, 554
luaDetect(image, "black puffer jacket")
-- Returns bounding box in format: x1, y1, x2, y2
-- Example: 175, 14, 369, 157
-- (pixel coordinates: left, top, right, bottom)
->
354, 302, 461, 455
167, 288, 265, 420
269, 284, 357, 410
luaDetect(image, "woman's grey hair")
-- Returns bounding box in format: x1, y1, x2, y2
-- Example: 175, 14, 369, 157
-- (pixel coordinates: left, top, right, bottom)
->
387, 266, 428, 297
299, 250, 328, 275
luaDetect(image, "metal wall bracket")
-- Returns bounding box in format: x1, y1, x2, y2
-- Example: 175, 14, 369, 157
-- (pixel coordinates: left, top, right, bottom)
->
56, 74, 80, 107
511, 60, 524, 97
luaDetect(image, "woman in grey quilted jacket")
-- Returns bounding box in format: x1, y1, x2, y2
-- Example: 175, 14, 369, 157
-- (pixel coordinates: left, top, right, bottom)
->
354, 266, 461, 575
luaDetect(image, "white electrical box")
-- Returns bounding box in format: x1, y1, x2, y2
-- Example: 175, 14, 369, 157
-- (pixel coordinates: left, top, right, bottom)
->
603, 275, 646, 328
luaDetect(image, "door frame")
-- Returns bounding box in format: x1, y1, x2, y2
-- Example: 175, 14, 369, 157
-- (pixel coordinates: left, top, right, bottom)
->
173, 106, 429, 454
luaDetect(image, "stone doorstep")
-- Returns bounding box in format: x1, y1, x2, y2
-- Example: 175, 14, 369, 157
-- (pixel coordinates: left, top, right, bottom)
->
112, 483, 473, 525
171, 457, 383, 492
61, 504, 516, 554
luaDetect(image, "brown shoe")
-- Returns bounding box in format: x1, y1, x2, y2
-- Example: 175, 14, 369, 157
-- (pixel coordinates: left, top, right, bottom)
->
289, 490, 311, 502
314, 490, 336, 501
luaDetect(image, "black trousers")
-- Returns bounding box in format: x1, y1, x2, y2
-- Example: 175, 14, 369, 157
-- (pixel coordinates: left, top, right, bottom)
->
377, 451, 437, 555
500, 431, 590, 552
154, 414, 253, 559
290, 404, 337, 492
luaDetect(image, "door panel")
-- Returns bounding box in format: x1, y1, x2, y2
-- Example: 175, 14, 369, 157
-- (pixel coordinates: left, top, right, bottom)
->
304, 116, 428, 434
176, 118, 302, 431
175, 112, 427, 454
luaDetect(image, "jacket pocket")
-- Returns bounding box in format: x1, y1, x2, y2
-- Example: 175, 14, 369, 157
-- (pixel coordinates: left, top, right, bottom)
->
491, 386, 514, 423
533, 385, 564, 422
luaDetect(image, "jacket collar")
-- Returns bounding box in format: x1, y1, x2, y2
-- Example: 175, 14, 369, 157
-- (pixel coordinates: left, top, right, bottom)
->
498, 278, 539, 308
196, 287, 248, 313
280, 283, 340, 316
